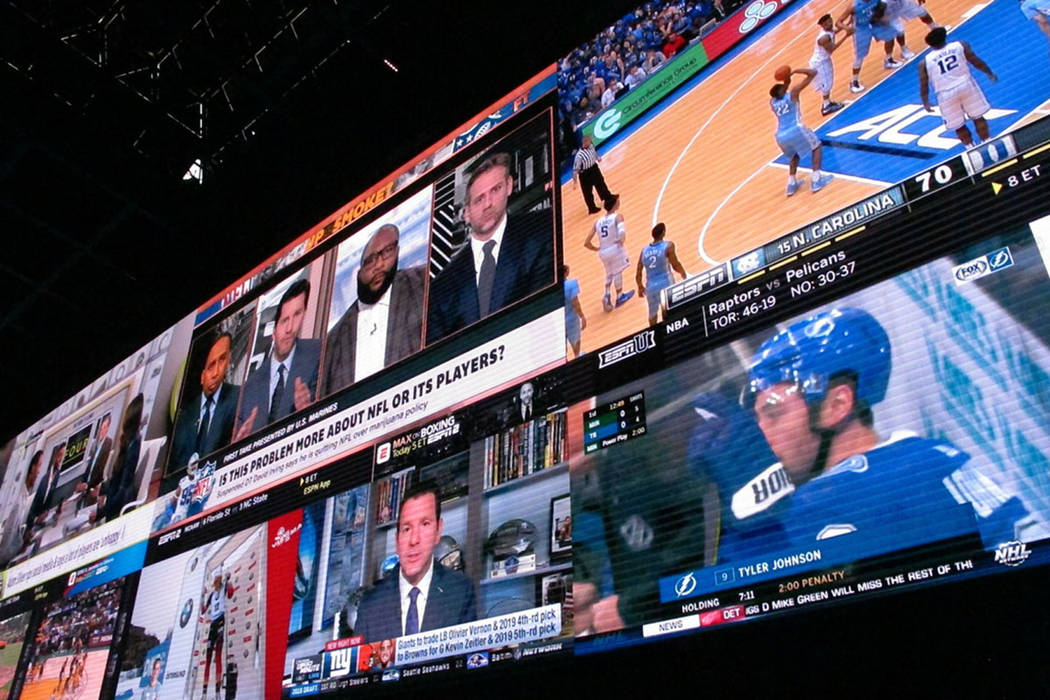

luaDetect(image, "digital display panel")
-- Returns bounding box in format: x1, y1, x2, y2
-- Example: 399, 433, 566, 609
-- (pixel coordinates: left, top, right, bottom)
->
1, 0, 1050, 696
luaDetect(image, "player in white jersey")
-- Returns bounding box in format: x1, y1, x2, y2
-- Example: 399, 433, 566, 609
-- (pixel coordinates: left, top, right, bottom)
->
919, 27, 997, 146
810, 14, 853, 115
584, 194, 634, 311
884, 0, 939, 62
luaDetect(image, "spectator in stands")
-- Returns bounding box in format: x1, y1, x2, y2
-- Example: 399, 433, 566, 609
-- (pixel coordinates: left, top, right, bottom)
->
625, 65, 648, 89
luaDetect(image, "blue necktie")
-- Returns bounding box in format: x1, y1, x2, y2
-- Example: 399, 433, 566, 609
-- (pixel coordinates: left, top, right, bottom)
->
270, 364, 286, 423
477, 240, 497, 317
405, 586, 421, 635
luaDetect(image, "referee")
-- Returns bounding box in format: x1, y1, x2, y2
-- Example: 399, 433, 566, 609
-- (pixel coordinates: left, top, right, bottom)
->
572, 134, 615, 215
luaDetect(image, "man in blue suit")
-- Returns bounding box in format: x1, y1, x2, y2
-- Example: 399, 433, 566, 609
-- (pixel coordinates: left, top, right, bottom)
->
425, 152, 555, 344
234, 278, 321, 441
354, 482, 476, 642
169, 331, 240, 473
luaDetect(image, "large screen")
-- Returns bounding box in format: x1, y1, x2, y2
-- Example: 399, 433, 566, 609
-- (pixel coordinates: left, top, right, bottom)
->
2, 0, 1050, 696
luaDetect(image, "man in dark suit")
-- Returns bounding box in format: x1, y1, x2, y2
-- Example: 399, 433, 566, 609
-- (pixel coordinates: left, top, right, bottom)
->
323, 223, 425, 397
426, 152, 555, 344
75, 412, 112, 506
169, 331, 239, 473
234, 279, 321, 440
26, 447, 59, 529
354, 483, 476, 642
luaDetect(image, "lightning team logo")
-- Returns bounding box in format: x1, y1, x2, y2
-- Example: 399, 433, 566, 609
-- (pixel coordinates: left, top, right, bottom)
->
674, 572, 698, 597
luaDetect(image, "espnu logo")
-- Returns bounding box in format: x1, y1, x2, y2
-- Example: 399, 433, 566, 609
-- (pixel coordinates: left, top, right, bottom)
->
994, 540, 1031, 567
598, 330, 656, 369
952, 247, 1013, 285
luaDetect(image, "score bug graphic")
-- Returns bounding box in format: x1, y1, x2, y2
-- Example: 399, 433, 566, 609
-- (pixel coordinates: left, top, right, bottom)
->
584, 392, 647, 453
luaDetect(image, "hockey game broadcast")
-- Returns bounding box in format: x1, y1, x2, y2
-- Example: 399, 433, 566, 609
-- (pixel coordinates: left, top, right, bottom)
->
2, 0, 1050, 696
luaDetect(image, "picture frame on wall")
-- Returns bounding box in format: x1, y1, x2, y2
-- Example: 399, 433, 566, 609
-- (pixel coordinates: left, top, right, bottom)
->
549, 494, 571, 559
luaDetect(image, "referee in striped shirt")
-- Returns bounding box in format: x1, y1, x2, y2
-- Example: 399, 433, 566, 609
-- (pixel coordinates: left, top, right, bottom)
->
572, 135, 615, 215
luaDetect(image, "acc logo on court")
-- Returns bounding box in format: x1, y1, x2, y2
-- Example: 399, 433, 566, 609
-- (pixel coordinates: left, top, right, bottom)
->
593, 108, 623, 141
739, 0, 777, 33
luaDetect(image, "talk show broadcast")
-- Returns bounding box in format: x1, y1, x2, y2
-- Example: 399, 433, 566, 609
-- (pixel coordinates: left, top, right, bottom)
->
7, 0, 1050, 695
0, 317, 194, 596
280, 392, 574, 697
148, 95, 564, 538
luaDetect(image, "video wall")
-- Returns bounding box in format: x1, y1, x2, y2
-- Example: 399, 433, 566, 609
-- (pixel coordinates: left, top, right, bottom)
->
3, 0, 1050, 696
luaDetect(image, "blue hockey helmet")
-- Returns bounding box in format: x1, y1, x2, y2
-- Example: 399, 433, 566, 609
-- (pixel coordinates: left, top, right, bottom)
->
745, 308, 891, 411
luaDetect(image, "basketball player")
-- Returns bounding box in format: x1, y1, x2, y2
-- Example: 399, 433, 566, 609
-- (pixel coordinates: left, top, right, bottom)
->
770, 67, 834, 195
1020, 0, 1050, 45
810, 14, 853, 115
636, 223, 687, 326
883, 0, 939, 61
919, 27, 997, 147
584, 194, 634, 311
838, 0, 901, 93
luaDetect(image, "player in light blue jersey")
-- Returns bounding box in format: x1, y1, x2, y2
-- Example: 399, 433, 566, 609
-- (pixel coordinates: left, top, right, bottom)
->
838, 0, 902, 93
1020, 0, 1050, 46
744, 308, 1032, 562
636, 223, 687, 326
770, 67, 833, 196
563, 265, 587, 358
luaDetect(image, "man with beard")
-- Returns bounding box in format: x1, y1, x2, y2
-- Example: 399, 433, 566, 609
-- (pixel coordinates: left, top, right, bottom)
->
425, 152, 555, 343
322, 223, 425, 396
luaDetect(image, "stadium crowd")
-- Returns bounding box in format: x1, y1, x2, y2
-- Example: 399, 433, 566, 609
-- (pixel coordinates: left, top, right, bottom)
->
559, 0, 747, 128
33, 583, 122, 657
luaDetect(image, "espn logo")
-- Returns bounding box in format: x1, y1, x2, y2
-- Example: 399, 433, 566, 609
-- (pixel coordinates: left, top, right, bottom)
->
598, 330, 656, 368
952, 247, 1013, 285
376, 442, 391, 464
666, 263, 730, 310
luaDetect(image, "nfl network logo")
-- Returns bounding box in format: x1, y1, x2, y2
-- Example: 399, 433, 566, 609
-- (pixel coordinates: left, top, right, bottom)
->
376, 442, 391, 464
993, 540, 1031, 567
598, 330, 656, 368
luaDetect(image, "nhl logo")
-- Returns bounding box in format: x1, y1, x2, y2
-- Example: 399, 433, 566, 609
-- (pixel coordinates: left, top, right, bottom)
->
993, 540, 1031, 567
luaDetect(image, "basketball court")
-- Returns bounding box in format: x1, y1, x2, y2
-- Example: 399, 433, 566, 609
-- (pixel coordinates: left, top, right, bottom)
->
17, 650, 108, 700
562, 0, 1050, 354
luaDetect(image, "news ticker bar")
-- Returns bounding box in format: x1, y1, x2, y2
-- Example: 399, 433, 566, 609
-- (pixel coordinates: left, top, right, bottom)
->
663, 116, 1050, 316
573, 537, 1048, 654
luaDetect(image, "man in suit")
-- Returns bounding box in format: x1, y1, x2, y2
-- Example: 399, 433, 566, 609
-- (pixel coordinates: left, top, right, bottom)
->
426, 152, 555, 344
27, 445, 63, 528
354, 482, 476, 642
75, 412, 112, 506
323, 223, 425, 396
169, 331, 239, 473
234, 279, 321, 440
512, 381, 535, 423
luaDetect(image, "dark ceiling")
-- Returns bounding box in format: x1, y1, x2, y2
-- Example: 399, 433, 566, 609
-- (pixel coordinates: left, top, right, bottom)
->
0, 0, 637, 441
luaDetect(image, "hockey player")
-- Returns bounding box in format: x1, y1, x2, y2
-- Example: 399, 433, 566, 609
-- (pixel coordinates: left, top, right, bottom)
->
685, 392, 792, 562
744, 307, 1028, 557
